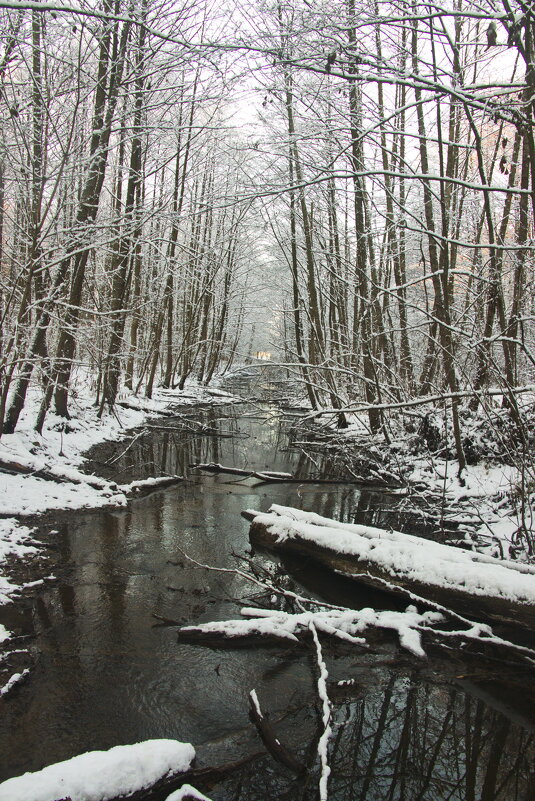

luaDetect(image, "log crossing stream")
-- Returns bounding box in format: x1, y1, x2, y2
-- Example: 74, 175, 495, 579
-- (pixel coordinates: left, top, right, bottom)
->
1, 371, 534, 800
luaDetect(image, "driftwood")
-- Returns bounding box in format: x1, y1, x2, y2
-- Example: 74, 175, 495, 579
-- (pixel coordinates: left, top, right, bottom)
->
190, 462, 400, 488
243, 510, 535, 631
121, 476, 183, 498
248, 690, 304, 774
190, 463, 292, 482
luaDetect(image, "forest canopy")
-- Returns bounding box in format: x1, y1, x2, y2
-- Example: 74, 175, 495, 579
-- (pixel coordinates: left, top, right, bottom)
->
0, 0, 533, 478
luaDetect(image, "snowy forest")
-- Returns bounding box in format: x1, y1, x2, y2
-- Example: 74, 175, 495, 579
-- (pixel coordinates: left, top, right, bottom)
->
1, 1, 535, 800
0, 0, 533, 447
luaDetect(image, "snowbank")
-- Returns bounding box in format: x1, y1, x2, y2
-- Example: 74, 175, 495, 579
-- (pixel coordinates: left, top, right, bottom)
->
0, 377, 240, 519
0, 518, 39, 605
0, 739, 195, 801
409, 459, 518, 501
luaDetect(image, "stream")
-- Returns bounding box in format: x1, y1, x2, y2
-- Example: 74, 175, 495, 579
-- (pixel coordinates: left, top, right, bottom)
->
1, 371, 534, 800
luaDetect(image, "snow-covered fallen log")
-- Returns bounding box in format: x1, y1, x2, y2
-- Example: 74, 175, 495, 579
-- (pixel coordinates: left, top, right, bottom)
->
116, 400, 176, 417
118, 475, 184, 497
0, 740, 195, 801
0, 454, 112, 490
244, 505, 535, 630
178, 606, 443, 658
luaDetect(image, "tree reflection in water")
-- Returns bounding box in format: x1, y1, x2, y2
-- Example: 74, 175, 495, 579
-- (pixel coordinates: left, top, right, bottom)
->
217, 671, 535, 801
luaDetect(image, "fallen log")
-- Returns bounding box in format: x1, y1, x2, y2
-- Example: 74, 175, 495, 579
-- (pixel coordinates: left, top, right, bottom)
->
116, 400, 176, 417
120, 475, 183, 498
176, 604, 442, 658
0, 457, 73, 484
0, 740, 195, 801
0, 457, 116, 492
243, 505, 535, 631
177, 626, 300, 649
0, 456, 52, 477
190, 463, 293, 481
190, 462, 401, 488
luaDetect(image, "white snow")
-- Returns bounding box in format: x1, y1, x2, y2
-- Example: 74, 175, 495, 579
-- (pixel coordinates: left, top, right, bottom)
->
165, 785, 213, 801
119, 476, 182, 493
249, 688, 263, 718
179, 605, 443, 657
0, 669, 30, 697
406, 456, 535, 558
0, 739, 196, 801
0, 519, 39, 605
248, 505, 535, 606
409, 458, 518, 501
309, 620, 332, 801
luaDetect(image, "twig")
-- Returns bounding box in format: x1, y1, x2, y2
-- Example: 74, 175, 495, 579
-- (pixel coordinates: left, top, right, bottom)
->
152, 613, 183, 626
105, 429, 147, 465
309, 621, 332, 801
175, 547, 347, 612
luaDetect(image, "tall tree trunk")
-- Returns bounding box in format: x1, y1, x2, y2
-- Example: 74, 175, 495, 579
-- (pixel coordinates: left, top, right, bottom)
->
50, 6, 131, 420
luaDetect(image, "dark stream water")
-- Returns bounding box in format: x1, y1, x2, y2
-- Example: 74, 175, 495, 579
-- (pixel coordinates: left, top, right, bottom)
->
1, 372, 535, 800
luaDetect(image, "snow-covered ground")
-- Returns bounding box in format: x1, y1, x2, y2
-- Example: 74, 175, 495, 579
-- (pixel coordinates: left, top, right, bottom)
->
303, 405, 535, 561
406, 456, 534, 557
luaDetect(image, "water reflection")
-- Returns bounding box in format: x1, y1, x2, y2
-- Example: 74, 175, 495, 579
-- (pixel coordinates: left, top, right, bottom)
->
0, 373, 534, 798
220, 671, 535, 800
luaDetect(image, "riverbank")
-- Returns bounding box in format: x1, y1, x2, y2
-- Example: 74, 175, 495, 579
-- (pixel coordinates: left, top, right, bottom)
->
289, 404, 535, 563
0, 376, 243, 663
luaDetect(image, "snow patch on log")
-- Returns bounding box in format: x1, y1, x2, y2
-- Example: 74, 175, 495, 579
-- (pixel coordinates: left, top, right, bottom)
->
118, 475, 183, 495
179, 605, 443, 657
165, 785, 213, 801
0, 668, 30, 697
249, 506, 535, 606
0, 739, 195, 801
